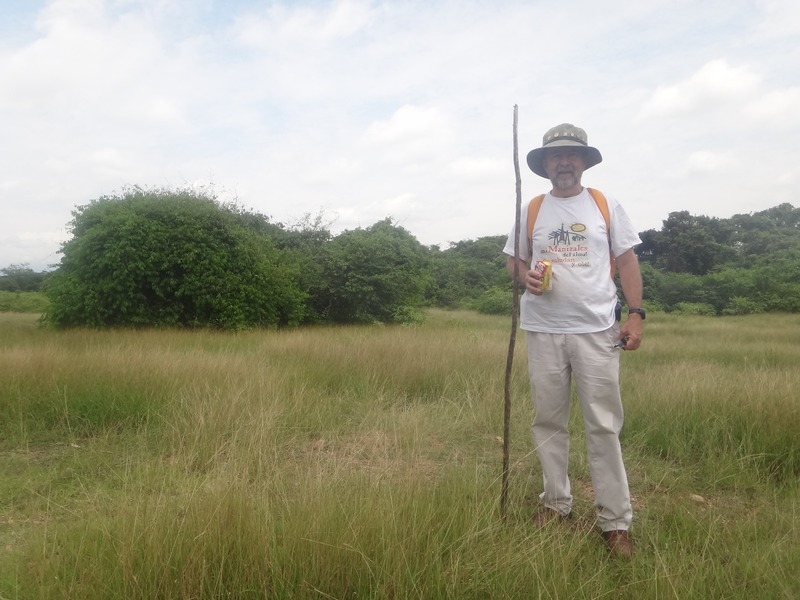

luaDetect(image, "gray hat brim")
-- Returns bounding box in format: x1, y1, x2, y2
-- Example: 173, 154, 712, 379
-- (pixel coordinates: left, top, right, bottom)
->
526, 142, 603, 178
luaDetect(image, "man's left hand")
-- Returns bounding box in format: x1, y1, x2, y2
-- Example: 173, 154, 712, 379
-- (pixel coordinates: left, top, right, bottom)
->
619, 316, 643, 350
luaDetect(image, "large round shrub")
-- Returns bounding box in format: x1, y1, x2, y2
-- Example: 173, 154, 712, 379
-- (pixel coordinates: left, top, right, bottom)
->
44, 187, 306, 329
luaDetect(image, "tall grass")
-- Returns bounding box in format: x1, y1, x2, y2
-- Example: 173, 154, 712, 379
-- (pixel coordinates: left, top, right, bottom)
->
623, 314, 800, 485
0, 311, 798, 599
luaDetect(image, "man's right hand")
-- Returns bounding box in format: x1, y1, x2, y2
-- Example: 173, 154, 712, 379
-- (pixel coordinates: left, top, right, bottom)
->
524, 267, 545, 295
506, 256, 544, 295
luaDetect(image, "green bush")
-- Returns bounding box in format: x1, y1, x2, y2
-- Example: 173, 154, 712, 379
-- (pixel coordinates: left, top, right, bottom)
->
424, 236, 508, 308
0, 291, 50, 313
469, 286, 512, 315
43, 187, 306, 330
722, 296, 765, 316
320, 219, 430, 324
671, 302, 717, 316
391, 305, 427, 326
641, 299, 664, 313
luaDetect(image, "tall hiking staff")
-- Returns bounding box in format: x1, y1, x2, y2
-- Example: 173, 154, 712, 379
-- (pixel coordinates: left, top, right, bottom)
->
501, 105, 523, 520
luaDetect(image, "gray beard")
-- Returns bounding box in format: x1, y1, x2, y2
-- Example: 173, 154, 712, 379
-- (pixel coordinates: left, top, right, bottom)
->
551, 173, 579, 191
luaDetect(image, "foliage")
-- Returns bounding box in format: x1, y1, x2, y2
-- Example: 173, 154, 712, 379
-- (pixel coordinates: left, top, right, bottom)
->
670, 302, 717, 316
271, 211, 335, 324
318, 218, 431, 324
638, 211, 735, 275
43, 187, 306, 329
425, 236, 509, 308
222, 206, 333, 322
638, 203, 800, 314
0, 264, 49, 292
722, 296, 764, 316
0, 291, 49, 313
6, 199, 800, 326
468, 285, 513, 315
422, 202, 799, 317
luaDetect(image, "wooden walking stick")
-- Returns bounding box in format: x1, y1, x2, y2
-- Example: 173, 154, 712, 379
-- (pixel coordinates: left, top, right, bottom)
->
501, 105, 523, 520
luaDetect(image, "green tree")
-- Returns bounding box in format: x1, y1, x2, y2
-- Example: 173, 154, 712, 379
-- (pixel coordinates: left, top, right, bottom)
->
319, 218, 431, 324
43, 187, 306, 329
639, 262, 666, 311
639, 211, 734, 275
728, 205, 800, 263
272, 211, 334, 324
425, 236, 508, 308
0, 264, 49, 292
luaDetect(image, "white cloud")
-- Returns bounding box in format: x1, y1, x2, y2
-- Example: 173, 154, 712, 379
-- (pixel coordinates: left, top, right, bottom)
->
236, 0, 373, 47
362, 105, 454, 166
18, 230, 69, 245
745, 87, 800, 126
380, 192, 419, 214
685, 150, 736, 174
309, 157, 364, 185
638, 59, 761, 120
362, 106, 439, 145
447, 157, 506, 180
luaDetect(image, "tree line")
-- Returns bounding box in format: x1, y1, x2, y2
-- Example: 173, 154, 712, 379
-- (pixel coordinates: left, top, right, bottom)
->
2, 187, 798, 328
637, 204, 800, 315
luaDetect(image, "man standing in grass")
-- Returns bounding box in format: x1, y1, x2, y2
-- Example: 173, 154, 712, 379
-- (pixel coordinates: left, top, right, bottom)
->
504, 123, 644, 558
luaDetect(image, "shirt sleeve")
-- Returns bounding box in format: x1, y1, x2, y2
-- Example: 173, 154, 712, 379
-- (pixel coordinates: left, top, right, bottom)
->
607, 196, 642, 257
502, 201, 532, 262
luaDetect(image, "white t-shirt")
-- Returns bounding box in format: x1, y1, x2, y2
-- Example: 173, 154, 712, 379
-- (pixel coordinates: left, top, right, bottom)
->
503, 188, 642, 334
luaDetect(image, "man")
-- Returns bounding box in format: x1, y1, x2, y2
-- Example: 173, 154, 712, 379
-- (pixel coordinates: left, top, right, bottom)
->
503, 123, 644, 558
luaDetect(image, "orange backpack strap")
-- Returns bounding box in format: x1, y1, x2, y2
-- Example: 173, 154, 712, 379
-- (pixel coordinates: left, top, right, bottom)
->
527, 188, 616, 279
587, 188, 616, 278
525, 193, 546, 247
586, 188, 610, 232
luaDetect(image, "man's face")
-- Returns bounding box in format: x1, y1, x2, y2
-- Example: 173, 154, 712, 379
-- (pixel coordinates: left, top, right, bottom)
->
543, 148, 586, 193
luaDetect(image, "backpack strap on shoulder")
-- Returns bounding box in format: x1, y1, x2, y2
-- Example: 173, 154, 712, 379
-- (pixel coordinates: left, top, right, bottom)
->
587, 187, 616, 278
586, 188, 610, 232
526, 194, 546, 247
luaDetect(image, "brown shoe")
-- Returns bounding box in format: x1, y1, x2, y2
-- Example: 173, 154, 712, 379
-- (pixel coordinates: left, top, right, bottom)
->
602, 530, 633, 558
532, 508, 572, 528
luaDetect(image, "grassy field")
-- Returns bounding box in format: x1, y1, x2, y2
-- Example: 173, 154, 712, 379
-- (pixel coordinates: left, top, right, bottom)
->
0, 310, 798, 599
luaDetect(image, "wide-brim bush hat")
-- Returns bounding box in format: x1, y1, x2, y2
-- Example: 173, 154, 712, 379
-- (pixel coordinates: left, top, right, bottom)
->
526, 123, 603, 178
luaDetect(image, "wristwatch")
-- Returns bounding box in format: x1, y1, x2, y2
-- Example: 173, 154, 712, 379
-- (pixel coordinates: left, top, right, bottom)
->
628, 307, 646, 320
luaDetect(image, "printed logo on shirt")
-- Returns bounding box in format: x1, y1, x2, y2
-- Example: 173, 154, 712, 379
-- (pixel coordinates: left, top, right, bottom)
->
546, 223, 587, 246
538, 223, 591, 268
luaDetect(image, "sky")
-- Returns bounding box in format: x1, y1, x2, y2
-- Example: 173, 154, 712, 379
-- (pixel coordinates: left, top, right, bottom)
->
1, 0, 799, 271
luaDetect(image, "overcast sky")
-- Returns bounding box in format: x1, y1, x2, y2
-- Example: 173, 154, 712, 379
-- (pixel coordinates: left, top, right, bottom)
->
2, 0, 798, 271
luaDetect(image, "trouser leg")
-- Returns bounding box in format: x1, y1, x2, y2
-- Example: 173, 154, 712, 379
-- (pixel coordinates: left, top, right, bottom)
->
526, 332, 573, 515
570, 328, 633, 531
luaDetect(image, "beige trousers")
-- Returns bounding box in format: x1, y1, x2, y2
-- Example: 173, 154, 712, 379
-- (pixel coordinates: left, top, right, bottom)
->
526, 328, 633, 532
